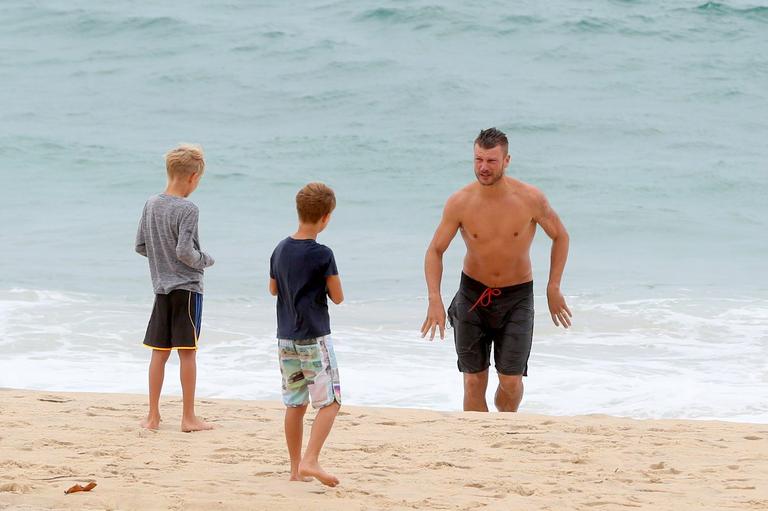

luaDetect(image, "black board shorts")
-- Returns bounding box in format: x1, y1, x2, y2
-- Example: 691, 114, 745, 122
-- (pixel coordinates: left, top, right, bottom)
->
143, 289, 203, 351
447, 273, 534, 376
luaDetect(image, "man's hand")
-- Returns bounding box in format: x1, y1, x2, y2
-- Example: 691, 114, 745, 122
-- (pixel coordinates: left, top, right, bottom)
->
420, 299, 446, 341
547, 284, 572, 328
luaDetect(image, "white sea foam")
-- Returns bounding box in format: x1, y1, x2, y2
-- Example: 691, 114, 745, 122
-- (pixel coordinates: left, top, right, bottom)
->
2, 289, 766, 423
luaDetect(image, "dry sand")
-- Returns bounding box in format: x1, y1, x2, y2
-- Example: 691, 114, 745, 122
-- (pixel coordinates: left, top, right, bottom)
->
0, 388, 766, 510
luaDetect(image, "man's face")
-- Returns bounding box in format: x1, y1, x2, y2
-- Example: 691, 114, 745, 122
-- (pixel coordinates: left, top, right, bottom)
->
473, 144, 509, 186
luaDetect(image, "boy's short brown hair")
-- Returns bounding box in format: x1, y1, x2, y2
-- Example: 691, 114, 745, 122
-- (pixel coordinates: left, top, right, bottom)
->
296, 182, 336, 223
165, 144, 205, 177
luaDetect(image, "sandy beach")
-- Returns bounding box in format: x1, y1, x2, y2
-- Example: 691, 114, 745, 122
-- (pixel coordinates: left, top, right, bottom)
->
0, 388, 766, 510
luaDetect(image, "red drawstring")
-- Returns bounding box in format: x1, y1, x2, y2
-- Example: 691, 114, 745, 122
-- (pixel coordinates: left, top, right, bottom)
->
468, 287, 501, 312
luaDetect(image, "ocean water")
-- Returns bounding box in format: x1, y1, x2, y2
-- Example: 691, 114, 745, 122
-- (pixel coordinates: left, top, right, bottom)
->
1, 1, 767, 421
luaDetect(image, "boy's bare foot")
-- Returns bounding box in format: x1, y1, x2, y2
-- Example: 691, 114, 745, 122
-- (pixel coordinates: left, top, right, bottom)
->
140, 415, 161, 430
289, 474, 313, 482
181, 417, 215, 432
298, 460, 339, 487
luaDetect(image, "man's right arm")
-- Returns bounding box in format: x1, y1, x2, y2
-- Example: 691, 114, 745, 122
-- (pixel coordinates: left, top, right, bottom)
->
420, 194, 461, 340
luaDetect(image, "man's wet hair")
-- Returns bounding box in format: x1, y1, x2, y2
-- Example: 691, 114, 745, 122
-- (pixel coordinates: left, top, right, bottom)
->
474, 128, 509, 154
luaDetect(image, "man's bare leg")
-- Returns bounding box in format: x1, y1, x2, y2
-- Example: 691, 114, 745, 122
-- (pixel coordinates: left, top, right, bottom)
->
178, 349, 214, 432
141, 349, 171, 429
495, 374, 524, 412
299, 401, 340, 487
463, 370, 490, 412
285, 404, 312, 482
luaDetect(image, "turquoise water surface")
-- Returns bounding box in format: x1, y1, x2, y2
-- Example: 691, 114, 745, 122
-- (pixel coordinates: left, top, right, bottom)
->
1, 1, 766, 420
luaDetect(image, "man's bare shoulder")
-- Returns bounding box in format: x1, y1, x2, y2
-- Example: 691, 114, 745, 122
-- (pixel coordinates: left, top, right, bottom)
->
444, 183, 477, 211
507, 177, 547, 204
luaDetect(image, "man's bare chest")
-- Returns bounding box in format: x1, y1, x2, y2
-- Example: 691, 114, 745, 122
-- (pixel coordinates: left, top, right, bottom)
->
459, 200, 535, 243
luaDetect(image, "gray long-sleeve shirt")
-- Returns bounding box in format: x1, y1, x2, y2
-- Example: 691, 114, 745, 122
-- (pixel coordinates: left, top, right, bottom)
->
135, 193, 214, 294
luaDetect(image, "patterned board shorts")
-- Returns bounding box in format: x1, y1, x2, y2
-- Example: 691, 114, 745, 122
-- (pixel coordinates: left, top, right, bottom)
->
278, 335, 341, 409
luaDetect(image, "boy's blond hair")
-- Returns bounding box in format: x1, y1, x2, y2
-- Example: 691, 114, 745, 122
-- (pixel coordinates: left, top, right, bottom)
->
296, 182, 336, 223
165, 144, 205, 178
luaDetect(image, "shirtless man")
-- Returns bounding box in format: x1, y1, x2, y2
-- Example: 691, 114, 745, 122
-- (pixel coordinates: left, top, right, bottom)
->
421, 128, 571, 412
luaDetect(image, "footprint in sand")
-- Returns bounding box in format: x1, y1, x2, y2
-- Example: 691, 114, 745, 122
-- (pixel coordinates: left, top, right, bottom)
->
583, 500, 638, 507
426, 461, 470, 469
4, 421, 32, 428
744, 436, 762, 441
511, 484, 535, 497
89, 406, 127, 412
0, 461, 31, 469
214, 447, 239, 453
39, 439, 74, 447
37, 396, 72, 403
0, 483, 30, 494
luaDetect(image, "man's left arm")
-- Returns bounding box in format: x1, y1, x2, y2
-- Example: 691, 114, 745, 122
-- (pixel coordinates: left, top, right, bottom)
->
532, 190, 572, 328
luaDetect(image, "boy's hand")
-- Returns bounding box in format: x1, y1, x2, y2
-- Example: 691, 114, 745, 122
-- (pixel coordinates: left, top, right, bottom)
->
421, 299, 446, 341
269, 278, 278, 296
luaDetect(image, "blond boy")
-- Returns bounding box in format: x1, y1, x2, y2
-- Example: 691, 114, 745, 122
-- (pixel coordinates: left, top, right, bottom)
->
135, 144, 215, 432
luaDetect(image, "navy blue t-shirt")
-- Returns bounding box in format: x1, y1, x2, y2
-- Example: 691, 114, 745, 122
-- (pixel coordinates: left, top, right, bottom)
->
270, 237, 339, 340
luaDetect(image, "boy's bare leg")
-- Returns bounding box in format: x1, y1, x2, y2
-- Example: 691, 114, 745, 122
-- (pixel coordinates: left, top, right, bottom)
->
141, 349, 171, 429
178, 349, 214, 432
299, 401, 340, 487
285, 404, 312, 481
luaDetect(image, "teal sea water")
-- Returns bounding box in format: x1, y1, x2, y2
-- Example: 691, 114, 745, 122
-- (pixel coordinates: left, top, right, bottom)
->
1, 1, 767, 420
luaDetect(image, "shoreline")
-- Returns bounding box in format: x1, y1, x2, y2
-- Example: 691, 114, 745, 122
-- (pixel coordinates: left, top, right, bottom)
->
1, 388, 766, 510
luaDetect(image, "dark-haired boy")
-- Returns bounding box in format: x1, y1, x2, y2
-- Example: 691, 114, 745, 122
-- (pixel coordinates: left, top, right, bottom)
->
269, 182, 343, 487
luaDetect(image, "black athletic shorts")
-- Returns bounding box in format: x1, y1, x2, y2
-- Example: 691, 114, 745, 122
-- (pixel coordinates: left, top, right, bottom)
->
143, 289, 203, 351
447, 273, 534, 376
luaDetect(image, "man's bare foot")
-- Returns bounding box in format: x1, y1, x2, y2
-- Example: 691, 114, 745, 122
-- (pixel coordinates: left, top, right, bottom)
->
289, 474, 313, 482
298, 460, 339, 487
181, 416, 215, 432
140, 415, 161, 430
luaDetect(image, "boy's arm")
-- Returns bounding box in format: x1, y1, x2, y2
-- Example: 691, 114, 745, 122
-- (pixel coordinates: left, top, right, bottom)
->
269, 278, 278, 296
326, 275, 343, 304
324, 249, 343, 304
176, 207, 215, 270
135, 209, 147, 257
